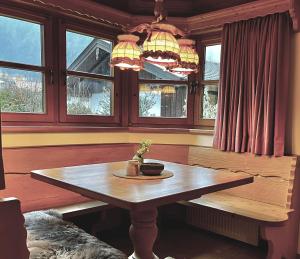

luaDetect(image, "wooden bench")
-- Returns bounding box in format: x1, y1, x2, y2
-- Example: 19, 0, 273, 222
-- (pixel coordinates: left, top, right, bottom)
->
182, 146, 300, 259
53, 200, 112, 219
0, 172, 115, 223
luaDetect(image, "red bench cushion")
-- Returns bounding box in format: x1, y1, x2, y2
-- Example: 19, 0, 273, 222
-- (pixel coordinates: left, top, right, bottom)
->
0, 174, 91, 212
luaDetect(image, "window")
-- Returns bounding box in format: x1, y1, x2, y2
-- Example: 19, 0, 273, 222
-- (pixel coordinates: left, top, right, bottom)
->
192, 40, 221, 127
201, 44, 221, 120
60, 26, 119, 124
131, 62, 192, 126
0, 4, 221, 129
0, 12, 53, 122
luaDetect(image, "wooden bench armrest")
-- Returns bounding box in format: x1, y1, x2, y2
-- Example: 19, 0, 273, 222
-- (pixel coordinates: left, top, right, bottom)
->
179, 192, 293, 224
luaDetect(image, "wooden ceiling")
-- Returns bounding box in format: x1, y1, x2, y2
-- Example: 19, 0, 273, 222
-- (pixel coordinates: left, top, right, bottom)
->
94, 0, 257, 17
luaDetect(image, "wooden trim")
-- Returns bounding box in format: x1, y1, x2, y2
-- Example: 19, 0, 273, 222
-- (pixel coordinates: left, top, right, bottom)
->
66, 70, 114, 81
9, 0, 127, 31
1, 125, 214, 135
2, 126, 128, 133
0, 3, 49, 23
7, 0, 297, 35
139, 79, 189, 85
0, 61, 45, 72
187, 0, 291, 34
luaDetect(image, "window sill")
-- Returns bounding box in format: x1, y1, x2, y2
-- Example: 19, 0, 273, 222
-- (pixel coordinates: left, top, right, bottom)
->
2, 126, 214, 136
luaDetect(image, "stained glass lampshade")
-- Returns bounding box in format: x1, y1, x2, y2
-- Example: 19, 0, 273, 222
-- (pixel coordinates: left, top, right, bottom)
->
170, 39, 199, 74
142, 24, 180, 69
111, 34, 143, 71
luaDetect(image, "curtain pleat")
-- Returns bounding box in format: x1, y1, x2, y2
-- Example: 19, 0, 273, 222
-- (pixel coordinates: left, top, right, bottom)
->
213, 12, 291, 156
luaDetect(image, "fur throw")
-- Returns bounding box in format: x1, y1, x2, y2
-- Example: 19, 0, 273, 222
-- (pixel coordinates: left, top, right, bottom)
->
24, 210, 127, 259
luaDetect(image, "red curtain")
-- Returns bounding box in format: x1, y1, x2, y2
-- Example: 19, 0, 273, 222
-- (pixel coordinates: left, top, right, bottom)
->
0, 113, 4, 190
213, 12, 291, 156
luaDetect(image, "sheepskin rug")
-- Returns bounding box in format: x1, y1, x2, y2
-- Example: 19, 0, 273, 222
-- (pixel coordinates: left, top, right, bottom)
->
24, 210, 127, 259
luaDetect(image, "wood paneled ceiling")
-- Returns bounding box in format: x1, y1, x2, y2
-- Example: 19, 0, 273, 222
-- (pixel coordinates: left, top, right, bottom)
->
94, 0, 258, 17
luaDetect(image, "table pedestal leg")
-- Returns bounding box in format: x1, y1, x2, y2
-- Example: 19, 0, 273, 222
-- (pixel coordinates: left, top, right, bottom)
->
129, 208, 158, 259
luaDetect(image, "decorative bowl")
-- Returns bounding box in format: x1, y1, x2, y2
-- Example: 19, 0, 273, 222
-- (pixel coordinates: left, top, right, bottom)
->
140, 163, 164, 176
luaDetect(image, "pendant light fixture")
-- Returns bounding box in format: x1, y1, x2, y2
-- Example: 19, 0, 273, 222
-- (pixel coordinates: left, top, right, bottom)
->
110, 0, 199, 75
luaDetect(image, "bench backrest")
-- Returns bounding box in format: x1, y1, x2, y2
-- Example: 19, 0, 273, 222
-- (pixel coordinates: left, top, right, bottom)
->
188, 146, 299, 209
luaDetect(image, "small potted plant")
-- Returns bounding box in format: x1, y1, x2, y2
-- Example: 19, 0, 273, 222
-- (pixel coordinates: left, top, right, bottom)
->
133, 140, 152, 164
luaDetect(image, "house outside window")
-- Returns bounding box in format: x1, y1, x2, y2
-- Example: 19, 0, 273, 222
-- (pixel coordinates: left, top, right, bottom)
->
130, 61, 193, 126
139, 62, 188, 118
59, 24, 120, 124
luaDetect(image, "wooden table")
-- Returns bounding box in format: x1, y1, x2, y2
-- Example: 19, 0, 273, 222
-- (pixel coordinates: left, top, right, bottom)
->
31, 160, 253, 259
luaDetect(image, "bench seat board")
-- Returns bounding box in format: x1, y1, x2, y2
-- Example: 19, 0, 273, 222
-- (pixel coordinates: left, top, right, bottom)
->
182, 192, 292, 223
54, 200, 112, 219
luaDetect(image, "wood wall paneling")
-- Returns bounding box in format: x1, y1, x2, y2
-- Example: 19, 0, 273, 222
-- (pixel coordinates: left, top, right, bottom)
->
3, 144, 134, 173
134, 144, 189, 165
3, 143, 189, 174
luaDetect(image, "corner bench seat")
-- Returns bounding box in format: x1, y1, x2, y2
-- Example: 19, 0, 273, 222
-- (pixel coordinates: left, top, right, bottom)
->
24, 210, 127, 259
0, 174, 111, 216
180, 192, 292, 223
184, 146, 300, 259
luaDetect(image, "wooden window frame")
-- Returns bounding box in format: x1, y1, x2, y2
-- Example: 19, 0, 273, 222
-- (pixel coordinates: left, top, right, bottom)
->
194, 37, 222, 128
0, 3, 221, 130
58, 22, 121, 125
130, 71, 194, 127
0, 6, 55, 123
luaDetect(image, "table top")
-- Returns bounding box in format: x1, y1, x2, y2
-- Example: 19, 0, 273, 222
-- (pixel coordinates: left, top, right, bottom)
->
31, 160, 253, 210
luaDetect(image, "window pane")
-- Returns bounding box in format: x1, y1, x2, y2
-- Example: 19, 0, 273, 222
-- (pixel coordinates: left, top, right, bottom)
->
66, 31, 112, 76
0, 67, 44, 113
67, 76, 113, 116
204, 45, 221, 81
139, 84, 187, 118
202, 85, 218, 119
139, 62, 187, 81
0, 16, 42, 66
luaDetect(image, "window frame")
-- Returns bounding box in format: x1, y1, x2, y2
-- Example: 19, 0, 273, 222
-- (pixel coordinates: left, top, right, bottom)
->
0, 6, 54, 123
130, 70, 194, 127
194, 37, 222, 128
0, 3, 221, 130
58, 22, 120, 124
